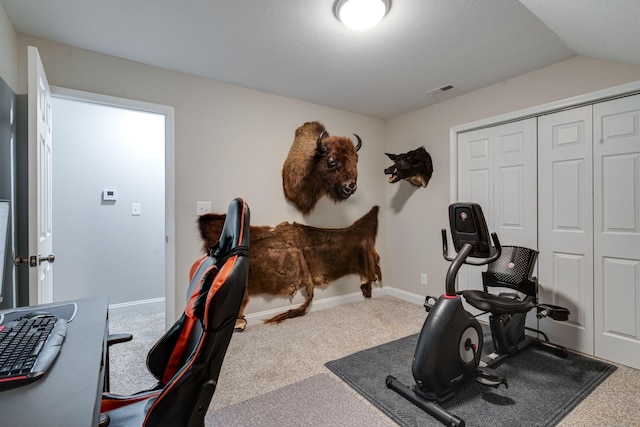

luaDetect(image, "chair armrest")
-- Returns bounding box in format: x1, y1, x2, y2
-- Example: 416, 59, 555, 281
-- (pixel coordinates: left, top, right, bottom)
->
101, 390, 161, 412
104, 333, 133, 392
108, 333, 133, 347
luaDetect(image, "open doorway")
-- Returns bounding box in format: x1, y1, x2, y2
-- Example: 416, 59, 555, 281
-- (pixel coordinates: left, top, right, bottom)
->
50, 88, 175, 324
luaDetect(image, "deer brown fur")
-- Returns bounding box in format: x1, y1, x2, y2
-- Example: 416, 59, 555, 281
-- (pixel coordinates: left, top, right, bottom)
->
198, 206, 381, 327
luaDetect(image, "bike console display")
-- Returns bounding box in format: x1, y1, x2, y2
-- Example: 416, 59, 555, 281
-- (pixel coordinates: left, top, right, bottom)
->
449, 203, 492, 258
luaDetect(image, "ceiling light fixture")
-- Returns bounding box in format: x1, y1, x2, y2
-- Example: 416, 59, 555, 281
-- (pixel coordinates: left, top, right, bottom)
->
334, 0, 391, 30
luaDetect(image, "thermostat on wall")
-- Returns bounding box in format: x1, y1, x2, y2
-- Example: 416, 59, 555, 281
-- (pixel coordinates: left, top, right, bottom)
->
102, 189, 118, 201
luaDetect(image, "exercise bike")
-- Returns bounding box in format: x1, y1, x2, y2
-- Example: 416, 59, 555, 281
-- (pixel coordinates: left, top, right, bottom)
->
386, 202, 570, 427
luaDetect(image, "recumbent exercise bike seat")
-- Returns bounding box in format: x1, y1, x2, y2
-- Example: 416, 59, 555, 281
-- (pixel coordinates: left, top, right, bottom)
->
463, 245, 570, 321
463, 290, 535, 314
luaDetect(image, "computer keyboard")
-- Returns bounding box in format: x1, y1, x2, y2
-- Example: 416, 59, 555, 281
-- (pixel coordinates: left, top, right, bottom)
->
0, 313, 67, 391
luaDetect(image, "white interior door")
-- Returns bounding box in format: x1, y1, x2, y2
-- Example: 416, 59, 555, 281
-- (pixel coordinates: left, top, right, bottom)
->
593, 94, 640, 369
27, 46, 54, 305
457, 118, 537, 297
538, 106, 594, 354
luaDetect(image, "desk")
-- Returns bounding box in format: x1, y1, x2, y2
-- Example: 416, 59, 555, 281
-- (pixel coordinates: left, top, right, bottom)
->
0, 297, 108, 427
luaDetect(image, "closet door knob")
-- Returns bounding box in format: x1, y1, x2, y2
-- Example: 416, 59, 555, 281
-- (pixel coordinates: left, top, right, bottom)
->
39, 254, 55, 264
13, 256, 29, 266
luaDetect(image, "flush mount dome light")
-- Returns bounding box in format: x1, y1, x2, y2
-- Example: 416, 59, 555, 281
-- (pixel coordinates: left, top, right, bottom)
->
334, 0, 391, 30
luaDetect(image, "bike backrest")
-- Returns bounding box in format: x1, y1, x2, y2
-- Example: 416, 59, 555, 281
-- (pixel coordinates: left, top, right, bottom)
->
482, 245, 538, 298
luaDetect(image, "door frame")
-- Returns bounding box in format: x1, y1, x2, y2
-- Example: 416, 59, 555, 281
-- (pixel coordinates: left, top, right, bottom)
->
50, 86, 176, 326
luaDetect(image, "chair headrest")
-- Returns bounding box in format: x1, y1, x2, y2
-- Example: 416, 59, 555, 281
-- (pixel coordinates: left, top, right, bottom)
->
185, 198, 250, 321
210, 198, 250, 259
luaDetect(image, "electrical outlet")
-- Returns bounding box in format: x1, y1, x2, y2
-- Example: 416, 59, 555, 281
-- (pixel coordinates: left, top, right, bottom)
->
420, 273, 428, 286
196, 201, 212, 216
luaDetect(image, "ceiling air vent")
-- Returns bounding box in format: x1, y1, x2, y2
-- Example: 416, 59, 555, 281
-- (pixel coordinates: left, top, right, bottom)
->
425, 84, 454, 96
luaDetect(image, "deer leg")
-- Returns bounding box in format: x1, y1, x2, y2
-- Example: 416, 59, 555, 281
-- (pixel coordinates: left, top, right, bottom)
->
264, 250, 315, 324
234, 290, 250, 331
359, 246, 381, 298
360, 281, 372, 298
264, 284, 314, 324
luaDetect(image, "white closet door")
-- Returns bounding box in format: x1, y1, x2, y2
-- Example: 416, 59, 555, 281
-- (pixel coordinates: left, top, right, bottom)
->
492, 119, 537, 249
593, 94, 640, 369
538, 106, 594, 354
458, 118, 537, 245
457, 118, 537, 295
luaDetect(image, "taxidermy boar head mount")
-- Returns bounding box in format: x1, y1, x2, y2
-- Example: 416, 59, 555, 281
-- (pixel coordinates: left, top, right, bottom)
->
384, 146, 433, 188
282, 121, 362, 215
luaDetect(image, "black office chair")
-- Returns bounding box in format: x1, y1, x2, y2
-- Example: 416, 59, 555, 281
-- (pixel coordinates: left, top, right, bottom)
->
100, 198, 250, 426
462, 245, 570, 357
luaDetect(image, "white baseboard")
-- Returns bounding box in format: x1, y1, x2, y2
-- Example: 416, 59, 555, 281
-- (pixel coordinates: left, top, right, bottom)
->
109, 297, 165, 316
243, 286, 424, 326
382, 286, 426, 306
107, 287, 424, 324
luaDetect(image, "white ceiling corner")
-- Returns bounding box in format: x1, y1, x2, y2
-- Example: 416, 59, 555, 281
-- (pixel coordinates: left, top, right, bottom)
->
519, 0, 640, 68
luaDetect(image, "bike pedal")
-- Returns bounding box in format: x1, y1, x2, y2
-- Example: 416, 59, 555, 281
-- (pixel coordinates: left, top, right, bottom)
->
476, 369, 508, 389
423, 296, 438, 312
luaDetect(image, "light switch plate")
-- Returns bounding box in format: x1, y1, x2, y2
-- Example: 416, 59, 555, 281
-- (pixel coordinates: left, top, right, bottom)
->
131, 203, 141, 216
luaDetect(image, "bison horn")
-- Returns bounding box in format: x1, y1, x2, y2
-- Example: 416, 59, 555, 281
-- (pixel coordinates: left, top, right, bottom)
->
353, 134, 362, 152
316, 130, 328, 154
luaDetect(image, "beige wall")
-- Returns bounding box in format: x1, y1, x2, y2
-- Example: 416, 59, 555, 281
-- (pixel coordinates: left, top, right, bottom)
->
385, 56, 640, 299
0, 3, 17, 90
14, 35, 387, 320
3, 2, 640, 320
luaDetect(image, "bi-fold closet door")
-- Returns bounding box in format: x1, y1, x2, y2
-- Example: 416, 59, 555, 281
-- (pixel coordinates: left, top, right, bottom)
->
539, 94, 640, 368
457, 93, 640, 368
538, 106, 594, 354
592, 96, 640, 369
456, 118, 538, 310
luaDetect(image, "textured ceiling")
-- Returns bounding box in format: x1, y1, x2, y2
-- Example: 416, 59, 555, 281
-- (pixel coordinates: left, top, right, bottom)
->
2, 0, 638, 119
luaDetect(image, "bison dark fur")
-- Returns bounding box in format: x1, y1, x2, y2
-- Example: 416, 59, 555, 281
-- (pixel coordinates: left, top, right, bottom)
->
198, 206, 382, 327
384, 146, 433, 188
282, 121, 362, 215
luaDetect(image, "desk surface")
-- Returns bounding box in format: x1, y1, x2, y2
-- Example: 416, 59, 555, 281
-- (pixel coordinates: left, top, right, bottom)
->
0, 297, 108, 427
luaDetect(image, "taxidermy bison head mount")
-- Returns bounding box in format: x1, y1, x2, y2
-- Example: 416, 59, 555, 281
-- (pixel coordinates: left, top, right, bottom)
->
282, 121, 362, 215
384, 146, 433, 188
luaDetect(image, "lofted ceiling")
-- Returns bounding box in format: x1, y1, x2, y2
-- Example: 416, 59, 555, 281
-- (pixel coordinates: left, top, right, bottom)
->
2, 0, 639, 119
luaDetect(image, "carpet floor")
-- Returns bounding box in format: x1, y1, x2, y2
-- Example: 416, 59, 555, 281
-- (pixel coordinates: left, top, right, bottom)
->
206, 373, 391, 427
108, 295, 640, 426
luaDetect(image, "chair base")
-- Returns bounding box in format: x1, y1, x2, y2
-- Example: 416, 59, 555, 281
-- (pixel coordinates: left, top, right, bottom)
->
99, 413, 110, 427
